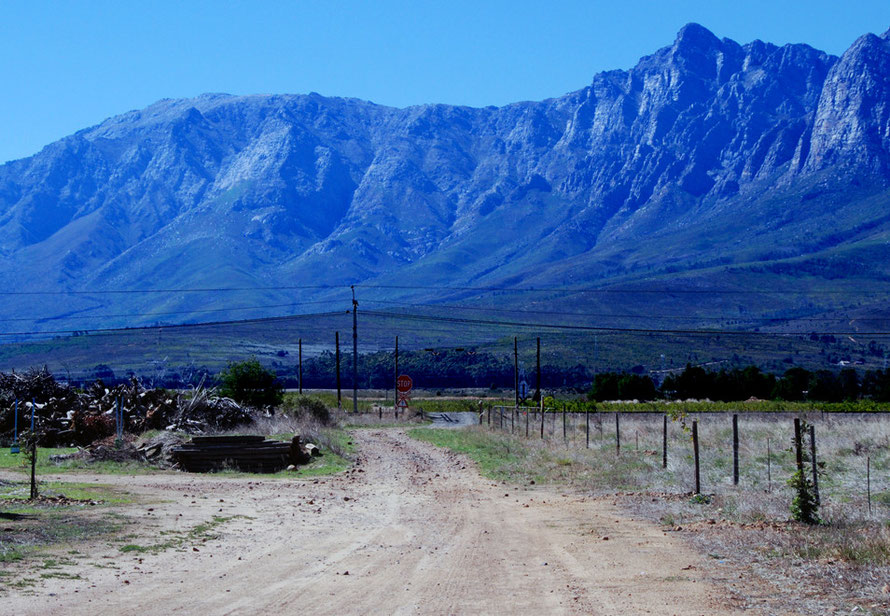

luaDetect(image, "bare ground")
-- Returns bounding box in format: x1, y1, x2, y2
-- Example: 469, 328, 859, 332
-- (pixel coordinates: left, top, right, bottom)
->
2, 429, 753, 615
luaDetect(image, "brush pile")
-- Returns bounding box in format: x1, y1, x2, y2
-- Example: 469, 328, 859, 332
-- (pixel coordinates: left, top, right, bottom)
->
0, 368, 254, 446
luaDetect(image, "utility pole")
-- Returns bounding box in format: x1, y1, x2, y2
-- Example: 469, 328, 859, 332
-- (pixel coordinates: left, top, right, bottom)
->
336, 331, 341, 410
352, 286, 358, 414
514, 336, 519, 407
394, 335, 399, 417
298, 338, 303, 395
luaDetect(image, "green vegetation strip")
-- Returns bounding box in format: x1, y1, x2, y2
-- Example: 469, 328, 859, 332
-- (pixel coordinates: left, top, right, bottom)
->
408, 427, 529, 482
0, 446, 161, 475
0, 481, 134, 506
585, 399, 890, 413
119, 514, 249, 555
0, 511, 126, 566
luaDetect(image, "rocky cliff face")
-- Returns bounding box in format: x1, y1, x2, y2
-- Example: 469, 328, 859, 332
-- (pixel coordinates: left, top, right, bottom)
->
1, 23, 889, 329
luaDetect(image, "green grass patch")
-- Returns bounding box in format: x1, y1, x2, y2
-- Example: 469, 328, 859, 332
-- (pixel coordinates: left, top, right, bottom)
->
0, 480, 135, 506
0, 510, 125, 569
39, 571, 81, 580
0, 447, 78, 471
117, 514, 249, 555
408, 427, 533, 482
0, 446, 159, 475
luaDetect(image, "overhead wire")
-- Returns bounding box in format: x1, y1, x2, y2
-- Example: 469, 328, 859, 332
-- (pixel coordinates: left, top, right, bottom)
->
360, 298, 883, 323
360, 309, 890, 337
355, 283, 890, 297
13, 300, 343, 323
0, 310, 349, 338
0, 281, 885, 298
0, 284, 342, 296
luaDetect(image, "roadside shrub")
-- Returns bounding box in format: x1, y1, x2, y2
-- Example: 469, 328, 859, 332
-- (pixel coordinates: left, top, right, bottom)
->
217, 358, 283, 409
286, 395, 331, 425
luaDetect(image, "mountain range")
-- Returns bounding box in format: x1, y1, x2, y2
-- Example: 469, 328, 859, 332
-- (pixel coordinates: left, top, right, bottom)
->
2, 23, 890, 337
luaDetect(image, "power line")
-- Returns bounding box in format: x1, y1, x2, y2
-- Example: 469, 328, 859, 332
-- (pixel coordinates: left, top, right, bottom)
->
0, 310, 349, 338
1, 300, 888, 342
361, 299, 886, 323
361, 309, 890, 337
0, 284, 343, 296
7, 295, 883, 327
356, 283, 890, 297
10, 300, 342, 324
0, 281, 885, 298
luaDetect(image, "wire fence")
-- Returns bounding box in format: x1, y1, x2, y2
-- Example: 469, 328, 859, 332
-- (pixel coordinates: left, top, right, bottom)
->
483, 405, 888, 523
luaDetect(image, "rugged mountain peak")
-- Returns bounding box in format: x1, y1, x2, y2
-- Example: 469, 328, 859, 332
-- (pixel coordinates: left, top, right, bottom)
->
804, 29, 890, 174
674, 22, 722, 51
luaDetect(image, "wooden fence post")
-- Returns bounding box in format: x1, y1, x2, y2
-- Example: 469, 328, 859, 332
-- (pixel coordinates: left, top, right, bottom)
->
615, 413, 621, 456
662, 414, 667, 469
563, 404, 567, 444
809, 424, 819, 505
30, 439, 38, 500
692, 420, 701, 495
868, 456, 872, 515
767, 437, 771, 493
793, 418, 804, 473
541, 405, 545, 439
586, 411, 590, 449
732, 414, 739, 486
335, 331, 341, 410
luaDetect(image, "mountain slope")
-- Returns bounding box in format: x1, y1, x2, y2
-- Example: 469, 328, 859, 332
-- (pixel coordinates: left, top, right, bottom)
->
1, 24, 890, 333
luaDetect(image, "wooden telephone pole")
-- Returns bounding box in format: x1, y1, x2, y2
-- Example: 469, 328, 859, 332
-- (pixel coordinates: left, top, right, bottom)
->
351, 286, 358, 414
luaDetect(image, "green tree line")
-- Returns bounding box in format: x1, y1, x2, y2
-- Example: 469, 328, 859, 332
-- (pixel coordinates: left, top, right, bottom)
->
590, 364, 890, 402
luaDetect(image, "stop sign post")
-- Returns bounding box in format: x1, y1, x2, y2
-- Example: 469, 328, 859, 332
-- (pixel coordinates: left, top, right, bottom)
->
396, 374, 412, 416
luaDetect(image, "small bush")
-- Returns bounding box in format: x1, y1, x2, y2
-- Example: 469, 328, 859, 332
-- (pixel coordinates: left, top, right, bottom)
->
788, 468, 820, 524
217, 358, 283, 409
286, 396, 331, 425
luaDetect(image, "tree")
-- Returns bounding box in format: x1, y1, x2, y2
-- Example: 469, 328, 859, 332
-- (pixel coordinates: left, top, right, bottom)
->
617, 374, 657, 401
772, 367, 811, 401
218, 358, 283, 408
589, 373, 620, 401
808, 370, 842, 402
664, 364, 713, 400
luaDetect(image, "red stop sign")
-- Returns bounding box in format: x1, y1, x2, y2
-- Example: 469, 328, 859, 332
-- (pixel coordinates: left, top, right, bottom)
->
397, 374, 413, 394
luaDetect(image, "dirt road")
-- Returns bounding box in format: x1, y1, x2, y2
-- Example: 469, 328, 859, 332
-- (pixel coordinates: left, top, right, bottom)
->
4, 429, 747, 615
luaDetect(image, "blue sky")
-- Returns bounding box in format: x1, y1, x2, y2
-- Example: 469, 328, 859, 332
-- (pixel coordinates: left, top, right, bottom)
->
2, 0, 889, 164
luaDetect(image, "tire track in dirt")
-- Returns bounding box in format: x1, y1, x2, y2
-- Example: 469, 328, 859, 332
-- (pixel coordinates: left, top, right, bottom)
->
2, 428, 749, 615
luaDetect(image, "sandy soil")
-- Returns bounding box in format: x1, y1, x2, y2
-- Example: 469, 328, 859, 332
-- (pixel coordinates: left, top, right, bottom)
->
3, 429, 751, 615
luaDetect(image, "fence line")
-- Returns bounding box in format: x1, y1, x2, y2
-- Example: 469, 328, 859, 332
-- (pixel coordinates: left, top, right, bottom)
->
482, 407, 885, 520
